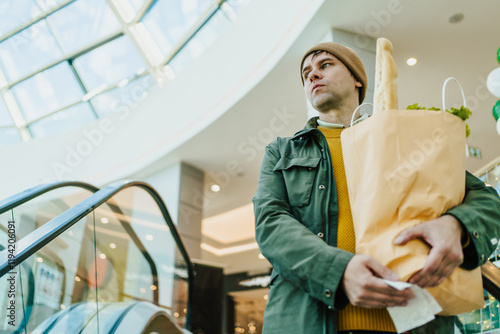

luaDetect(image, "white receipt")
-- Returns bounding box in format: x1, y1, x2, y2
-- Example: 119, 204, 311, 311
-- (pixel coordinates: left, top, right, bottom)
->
382, 279, 443, 333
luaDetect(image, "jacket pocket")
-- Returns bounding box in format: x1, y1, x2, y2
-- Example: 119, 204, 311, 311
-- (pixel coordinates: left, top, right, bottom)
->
273, 156, 320, 207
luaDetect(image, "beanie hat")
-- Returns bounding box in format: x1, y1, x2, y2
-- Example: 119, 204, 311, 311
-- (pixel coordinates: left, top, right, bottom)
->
300, 42, 367, 103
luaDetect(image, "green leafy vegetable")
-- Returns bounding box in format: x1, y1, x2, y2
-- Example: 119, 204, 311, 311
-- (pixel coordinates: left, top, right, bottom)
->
447, 106, 472, 121
406, 103, 440, 111
406, 103, 472, 137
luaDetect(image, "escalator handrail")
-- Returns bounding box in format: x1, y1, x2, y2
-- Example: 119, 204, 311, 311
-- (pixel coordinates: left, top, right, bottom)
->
0, 179, 194, 329
0, 181, 100, 215
481, 261, 500, 300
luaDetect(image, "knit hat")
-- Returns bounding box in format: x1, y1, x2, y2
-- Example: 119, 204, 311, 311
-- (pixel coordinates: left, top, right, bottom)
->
300, 42, 367, 103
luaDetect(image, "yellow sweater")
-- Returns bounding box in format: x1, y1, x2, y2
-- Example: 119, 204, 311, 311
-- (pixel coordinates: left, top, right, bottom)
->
318, 126, 396, 332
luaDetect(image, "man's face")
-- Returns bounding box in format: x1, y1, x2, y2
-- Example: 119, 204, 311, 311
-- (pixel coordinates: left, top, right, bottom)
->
301, 51, 362, 112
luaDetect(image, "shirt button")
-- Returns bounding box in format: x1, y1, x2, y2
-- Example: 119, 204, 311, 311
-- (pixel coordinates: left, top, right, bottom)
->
473, 231, 479, 238
308, 167, 313, 171
318, 232, 324, 238
319, 185, 326, 190
481, 254, 486, 261
325, 289, 332, 298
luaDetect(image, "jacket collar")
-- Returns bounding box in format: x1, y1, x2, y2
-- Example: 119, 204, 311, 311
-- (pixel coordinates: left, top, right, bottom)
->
292, 117, 320, 140
292, 114, 369, 140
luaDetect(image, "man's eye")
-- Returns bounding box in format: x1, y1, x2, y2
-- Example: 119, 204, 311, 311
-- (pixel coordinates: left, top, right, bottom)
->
322, 63, 331, 68
303, 72, 310, 79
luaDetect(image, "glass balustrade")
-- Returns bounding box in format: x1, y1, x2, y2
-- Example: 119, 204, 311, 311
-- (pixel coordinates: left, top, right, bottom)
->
0, 182, 190, 333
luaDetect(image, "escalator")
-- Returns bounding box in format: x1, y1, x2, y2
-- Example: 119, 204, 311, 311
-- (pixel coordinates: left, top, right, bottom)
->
0, 181, 193, 333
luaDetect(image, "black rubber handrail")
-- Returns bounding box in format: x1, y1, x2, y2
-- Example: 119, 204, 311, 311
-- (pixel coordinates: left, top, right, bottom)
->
0, 181, 99, 215
0, 180, 194, 329
482, 261, 500, 300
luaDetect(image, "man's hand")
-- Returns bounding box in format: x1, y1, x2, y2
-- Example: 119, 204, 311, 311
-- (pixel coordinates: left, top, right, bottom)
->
394, 215, 465, 288
342, 255, 414, 308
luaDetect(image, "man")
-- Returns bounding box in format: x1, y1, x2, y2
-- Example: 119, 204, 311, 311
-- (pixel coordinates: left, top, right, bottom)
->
253, 42, 500, 333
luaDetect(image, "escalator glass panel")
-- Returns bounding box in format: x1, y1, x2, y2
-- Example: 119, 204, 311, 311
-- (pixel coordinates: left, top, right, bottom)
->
0, 212, 98, 333
93, 186, 189, 329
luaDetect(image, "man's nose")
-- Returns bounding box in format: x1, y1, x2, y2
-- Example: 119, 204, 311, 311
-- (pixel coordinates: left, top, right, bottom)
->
309, 68, 322, 81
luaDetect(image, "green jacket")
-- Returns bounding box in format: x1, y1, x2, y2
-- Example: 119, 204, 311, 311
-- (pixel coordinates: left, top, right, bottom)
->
253, 117, 500, 334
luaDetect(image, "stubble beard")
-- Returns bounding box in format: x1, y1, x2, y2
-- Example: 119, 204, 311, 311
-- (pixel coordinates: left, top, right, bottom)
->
311, 91, 342, 113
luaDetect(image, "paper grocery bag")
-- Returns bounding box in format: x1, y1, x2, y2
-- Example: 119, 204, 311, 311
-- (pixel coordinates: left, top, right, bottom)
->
341, 109, 484, 315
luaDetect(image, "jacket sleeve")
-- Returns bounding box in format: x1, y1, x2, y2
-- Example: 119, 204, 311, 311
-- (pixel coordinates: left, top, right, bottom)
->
253, 140, 354, 310
445, 171, 500, 270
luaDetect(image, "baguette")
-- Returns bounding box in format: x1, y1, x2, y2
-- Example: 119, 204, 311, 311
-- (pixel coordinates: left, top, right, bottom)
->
373, 38, 398, 113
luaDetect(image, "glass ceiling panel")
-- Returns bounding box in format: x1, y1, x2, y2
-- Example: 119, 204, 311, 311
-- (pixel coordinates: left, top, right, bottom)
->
226, 0, 252, 13
48, 0, 121, 54
90, 75, 156, 117
0, 0, 42, 37
35, 0, 70, 12
141, 0, 213, 56
0, 19, 63, 82
74, 35, 147, 91
0, 127, 21, 146
168, 9, 230, 74
12, 62, 84, 122
128, 0, 148, 13
28, 102, 96, 138
0, 0, 250, 143
0, 96, 13, 126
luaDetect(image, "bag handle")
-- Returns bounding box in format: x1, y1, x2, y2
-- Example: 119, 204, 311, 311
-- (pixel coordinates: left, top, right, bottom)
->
442, 77, 466, 111
350, 102, 374, 127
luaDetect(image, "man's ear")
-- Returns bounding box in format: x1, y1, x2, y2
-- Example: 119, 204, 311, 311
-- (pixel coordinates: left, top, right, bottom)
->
355, 81, 362, 88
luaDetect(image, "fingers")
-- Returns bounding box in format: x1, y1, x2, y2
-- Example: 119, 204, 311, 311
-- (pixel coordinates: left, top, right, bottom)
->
393, 225, 426, 245
347, 275, 414, 308
364, 256, 399, 281
409, 240, 463, 287
410, 258, 460, 287
396, 216, 465, 287
342, 255, 415, 308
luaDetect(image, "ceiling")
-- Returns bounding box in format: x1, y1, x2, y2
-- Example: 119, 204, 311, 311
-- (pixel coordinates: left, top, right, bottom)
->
149, 0, 500, 272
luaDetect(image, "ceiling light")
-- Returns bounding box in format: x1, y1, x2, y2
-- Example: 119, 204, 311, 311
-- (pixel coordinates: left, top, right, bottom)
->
449, 13, 464, 24
99, 253, 106, 260
263, 294, 268, 300
145, 234, 154, 241
407, 57, 417, 66
258, 253, 266, 259
109, 243, 116, 249
101, 217, 109, 224
211, 184, 221, 192
36, 257, 43, 263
